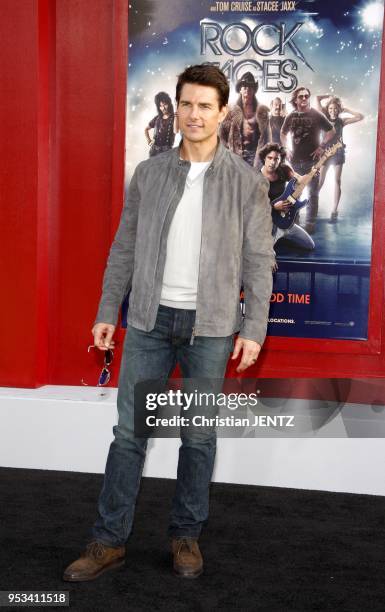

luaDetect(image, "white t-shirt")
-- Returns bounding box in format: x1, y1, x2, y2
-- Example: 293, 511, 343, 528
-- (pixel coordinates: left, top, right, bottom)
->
160, 161, 211, 309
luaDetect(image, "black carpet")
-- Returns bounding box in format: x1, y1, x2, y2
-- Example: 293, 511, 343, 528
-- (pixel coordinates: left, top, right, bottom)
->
1, 467, 384, 611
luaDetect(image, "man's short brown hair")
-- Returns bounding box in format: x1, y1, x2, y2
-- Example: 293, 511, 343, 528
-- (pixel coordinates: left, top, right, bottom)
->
176, 64, 229, 109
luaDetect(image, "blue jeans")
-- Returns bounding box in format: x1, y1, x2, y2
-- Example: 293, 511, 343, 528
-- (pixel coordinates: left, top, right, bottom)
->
292, 159, 320, 225
92, 305, 233, 546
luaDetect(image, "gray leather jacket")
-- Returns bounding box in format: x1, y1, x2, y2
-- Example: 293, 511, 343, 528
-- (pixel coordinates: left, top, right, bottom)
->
95, 141, 275, 345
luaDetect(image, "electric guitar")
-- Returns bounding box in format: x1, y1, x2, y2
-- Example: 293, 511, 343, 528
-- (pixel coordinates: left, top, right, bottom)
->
271, 142, 343, 230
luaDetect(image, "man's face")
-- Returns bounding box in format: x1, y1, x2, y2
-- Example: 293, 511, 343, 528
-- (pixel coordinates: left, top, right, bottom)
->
264, 151, 281, 172
159, 101, 169, 115
177, 83, 227, 145
271, 99, 282, 116
296, 89, 310, 111
240, 85, 255, 104
328, 103, 339, 120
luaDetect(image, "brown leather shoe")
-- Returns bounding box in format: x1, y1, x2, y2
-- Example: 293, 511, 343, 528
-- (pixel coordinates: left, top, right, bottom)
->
63, 541, 125, 582
171, 537, 203, 578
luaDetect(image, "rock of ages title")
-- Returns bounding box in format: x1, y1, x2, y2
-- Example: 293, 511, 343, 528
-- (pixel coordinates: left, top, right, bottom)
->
200, 20, 313, 92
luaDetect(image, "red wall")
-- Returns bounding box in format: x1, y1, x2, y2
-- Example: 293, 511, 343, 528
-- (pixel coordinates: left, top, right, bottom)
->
1, 0, 385, 388
0, 1, 45, 387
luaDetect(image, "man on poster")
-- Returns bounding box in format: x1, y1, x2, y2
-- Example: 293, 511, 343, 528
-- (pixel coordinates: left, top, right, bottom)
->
269, 97, 286, 145
63, 64, 274, 581
220, 72, 271, 167
280, 87, 335, 234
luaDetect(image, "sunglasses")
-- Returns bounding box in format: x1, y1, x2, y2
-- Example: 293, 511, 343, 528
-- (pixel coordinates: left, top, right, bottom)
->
298, 94, 310, 99
81, 345, 114, 387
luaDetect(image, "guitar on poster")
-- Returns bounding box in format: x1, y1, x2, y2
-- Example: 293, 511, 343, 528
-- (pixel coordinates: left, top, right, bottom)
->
271, 142, 343, 230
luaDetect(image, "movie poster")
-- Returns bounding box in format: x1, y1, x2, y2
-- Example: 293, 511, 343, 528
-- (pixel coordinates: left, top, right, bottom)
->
125, 0, 384, 340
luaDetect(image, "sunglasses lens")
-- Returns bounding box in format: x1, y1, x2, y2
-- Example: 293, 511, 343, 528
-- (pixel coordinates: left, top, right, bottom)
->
84, 346, 113, 387
99, 368, 111, 386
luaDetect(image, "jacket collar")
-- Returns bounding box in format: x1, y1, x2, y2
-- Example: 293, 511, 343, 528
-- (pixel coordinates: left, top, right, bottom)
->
172, 138, 226, 171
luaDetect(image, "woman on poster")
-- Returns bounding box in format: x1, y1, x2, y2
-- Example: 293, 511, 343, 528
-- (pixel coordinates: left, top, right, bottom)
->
316, 95, 364, 223
144, 91, 177, 157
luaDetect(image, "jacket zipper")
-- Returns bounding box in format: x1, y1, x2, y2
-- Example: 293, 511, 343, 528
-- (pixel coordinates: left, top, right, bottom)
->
147, 183, 179, 320
190, 164, 214, 345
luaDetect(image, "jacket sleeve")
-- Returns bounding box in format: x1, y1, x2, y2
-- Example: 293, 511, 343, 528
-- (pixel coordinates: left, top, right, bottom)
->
239, 175, 275, 345
94, 166, 141, 326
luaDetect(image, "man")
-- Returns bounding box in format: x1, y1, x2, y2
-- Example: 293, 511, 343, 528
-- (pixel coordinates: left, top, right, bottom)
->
269, 97, 285, 144
259, 142, 314, 251
280, 87, 335, 234
63, 65, 274, 582
220, 71, 271, 168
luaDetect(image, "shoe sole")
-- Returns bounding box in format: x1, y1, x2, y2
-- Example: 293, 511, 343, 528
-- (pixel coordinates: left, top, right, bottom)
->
173, 567, 203, 579
62, 558, 125, 582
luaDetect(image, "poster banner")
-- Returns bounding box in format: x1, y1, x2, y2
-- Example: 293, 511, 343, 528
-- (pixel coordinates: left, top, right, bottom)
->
125, 0, 384, 340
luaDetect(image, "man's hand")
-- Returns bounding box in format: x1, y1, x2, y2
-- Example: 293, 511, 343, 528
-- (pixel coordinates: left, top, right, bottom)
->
231, 337, 261, 373
91, 322, 116, 351
310, 146, 324, 160
273, 200, 291, 212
